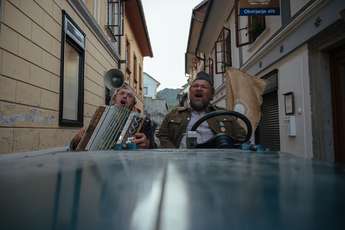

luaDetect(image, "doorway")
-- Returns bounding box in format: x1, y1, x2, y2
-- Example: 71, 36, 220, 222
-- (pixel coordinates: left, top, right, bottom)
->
330, 46, 345, 163
255, 71, 280, 151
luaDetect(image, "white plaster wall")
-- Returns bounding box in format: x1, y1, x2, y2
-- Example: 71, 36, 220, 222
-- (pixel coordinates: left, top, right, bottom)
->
213, 73, 224, 90
290, 0, 312, 16
214, 98, 227, 109
226, 12, 241, 69
259, 45, 313, 158
143, 75, 159, 99
242, 15, 282, 65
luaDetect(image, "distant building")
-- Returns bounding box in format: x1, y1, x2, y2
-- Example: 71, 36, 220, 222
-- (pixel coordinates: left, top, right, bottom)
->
144, 97, 168, 128
157, 88, 181, 110
143, 72, 160, 98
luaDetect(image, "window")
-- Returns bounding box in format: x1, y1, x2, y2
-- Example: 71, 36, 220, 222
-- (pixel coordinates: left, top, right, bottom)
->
125, 38, 131, 73
144, 87, 148, 96
204, 57, 214, 78
249, 15, 265, 42
93, 0, 100, 23
208, 58, 214, 77
133, 54, 137, 90
139, 65, 143, 91
235, 0, 266, 47
215, 28, 231, 74
59, 11, 85, 127
107, 0, 124, 40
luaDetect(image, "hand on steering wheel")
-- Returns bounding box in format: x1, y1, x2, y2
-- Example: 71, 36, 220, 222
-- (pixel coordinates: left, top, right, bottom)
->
190, 111, 252, 148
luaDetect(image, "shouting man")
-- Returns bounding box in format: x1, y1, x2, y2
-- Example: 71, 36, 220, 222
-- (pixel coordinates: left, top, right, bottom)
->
158, 71, 246, 148
70, 84, 155, 150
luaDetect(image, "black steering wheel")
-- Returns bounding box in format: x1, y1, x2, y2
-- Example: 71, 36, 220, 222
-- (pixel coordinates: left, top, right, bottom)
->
190, 111, 252, 148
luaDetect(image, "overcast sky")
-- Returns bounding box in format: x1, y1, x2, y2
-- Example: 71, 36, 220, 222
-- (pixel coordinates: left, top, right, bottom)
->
141, 0, 202, 90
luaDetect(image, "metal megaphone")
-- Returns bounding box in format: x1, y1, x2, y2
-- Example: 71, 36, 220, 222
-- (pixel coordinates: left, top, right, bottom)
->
104, 68, 124, 90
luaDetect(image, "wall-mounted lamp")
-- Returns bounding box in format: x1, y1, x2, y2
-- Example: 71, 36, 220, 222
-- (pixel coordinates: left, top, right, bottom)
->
283, 92, 295, 115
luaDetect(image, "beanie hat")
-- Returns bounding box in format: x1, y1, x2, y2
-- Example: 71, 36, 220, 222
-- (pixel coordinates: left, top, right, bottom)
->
193, 71, 213, 87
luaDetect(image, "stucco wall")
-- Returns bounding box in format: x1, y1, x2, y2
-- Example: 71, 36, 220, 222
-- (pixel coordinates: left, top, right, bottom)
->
121, 15, 145, 111
259, 45, 313, 158
241, 15, 282, 65
143, 74, 159, 98
290, 0, 313, 16
0, 0, 118, 153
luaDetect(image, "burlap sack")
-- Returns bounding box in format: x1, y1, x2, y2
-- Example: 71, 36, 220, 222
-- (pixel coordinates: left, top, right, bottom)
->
225, 68, 266, 131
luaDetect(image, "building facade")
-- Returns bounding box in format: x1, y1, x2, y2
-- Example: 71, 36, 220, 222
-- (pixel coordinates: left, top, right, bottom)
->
0, 0, 152, 153
186, 0, 345, 163
143, 72, 160, 99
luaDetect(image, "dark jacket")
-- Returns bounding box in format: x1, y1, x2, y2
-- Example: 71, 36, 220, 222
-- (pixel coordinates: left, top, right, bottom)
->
142, 117, 157, 148
157, 105, 246, 148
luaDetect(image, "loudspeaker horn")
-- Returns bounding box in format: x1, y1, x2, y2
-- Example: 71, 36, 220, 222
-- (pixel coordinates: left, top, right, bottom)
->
104, 69, 124, 90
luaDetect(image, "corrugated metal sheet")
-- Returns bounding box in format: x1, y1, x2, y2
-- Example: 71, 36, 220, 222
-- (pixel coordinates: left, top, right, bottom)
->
256, 91, 280, 151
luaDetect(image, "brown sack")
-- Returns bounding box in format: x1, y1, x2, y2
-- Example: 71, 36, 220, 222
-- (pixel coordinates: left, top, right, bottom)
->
225, 68, 266, 132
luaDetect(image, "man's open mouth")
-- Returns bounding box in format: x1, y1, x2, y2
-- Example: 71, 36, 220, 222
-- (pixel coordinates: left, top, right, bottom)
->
194, 93, 203, 98
120, 100, 126, 105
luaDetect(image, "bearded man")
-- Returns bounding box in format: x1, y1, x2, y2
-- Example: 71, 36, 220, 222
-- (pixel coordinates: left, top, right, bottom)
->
158, 71, 245, 148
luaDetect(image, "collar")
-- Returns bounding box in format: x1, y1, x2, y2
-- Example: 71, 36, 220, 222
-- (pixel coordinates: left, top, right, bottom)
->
176, 104, 217, 113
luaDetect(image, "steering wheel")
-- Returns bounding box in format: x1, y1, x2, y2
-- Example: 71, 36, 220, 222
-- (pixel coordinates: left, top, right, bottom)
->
190, 111, 252, 148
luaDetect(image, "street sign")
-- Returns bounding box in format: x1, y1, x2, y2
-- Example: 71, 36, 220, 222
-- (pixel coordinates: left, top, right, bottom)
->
239, 0, 280, 16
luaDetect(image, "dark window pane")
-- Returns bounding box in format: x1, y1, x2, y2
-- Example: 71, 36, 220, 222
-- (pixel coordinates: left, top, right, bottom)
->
249, 15, 265, 42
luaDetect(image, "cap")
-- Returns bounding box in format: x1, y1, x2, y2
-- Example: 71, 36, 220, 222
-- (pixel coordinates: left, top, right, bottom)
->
192, 71, 213, 87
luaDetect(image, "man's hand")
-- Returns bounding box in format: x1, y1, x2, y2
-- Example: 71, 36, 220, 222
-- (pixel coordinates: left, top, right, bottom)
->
133, 132, 150, 149
76, 128, 85, 141
70, 128, 85, 150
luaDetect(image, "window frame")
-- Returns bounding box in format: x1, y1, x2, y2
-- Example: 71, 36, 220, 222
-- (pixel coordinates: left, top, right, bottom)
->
208, 58, 214, 78
125, 38, 131, 74
59, 11, 85, 127
133, 54, 137, 90
93, 0, 100, 23
139, 65, 143, 91
204, 57, 214, 78
215, 28, 231, 74
248, 15, 266, 42
235, 0, 266, 47
106, 0, 124, 40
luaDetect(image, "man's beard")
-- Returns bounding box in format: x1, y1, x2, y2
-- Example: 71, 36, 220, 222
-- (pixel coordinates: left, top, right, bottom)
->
190, 100, 208, 111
